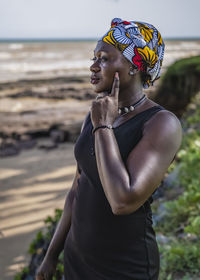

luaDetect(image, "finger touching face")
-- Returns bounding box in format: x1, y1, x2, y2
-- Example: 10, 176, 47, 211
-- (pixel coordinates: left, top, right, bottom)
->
90, 41, 131, 93
109, 72, 120, 99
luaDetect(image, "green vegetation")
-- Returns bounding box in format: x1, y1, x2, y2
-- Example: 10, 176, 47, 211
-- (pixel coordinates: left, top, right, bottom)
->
14, 209, 63, 280
156, 93, 200, 279
155, 56, 200, 117
14, 267, 29, 280
163, 56, 200, 78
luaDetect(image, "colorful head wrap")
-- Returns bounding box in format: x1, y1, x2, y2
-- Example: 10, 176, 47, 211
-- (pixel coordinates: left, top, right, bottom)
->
100, 18, 165, 88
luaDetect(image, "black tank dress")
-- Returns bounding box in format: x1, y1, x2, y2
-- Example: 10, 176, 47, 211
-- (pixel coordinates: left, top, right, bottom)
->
64, 106, 163, 280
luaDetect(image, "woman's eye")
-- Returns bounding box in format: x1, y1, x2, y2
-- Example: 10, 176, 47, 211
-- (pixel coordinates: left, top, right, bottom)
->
101, 56, 108, 62
90, 56, 108, 63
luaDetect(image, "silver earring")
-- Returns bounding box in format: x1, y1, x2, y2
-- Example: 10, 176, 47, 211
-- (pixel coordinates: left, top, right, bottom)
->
129, 67, 137, 76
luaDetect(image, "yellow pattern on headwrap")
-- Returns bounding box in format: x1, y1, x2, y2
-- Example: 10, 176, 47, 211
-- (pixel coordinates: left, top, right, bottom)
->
157, 31, 163, 46
100, 18, 165, 88
137, 46, 158, 68
135, 23, 154, 43
102, 30, 117, 47
116, 42, 129, 52
102, 30, 129, 52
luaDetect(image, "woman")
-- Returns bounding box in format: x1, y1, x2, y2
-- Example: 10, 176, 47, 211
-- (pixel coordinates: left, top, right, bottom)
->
36, 18, 182, 280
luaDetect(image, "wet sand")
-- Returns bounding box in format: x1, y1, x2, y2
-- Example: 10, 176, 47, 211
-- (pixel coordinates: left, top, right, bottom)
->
0, 142, 75, 279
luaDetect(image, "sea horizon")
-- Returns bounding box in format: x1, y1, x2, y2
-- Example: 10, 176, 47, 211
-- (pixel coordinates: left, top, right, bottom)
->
0, 37, 200, 43
0, 39, 199, 83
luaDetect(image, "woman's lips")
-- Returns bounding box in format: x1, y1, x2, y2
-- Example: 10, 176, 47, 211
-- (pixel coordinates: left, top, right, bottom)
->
90, 77, 100, 84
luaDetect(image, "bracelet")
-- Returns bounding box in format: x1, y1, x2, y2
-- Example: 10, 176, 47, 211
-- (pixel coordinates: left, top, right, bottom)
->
92, 124, 113, 134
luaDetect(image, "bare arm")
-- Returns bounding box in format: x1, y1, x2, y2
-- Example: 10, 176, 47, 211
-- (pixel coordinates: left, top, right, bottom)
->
94, 110, 182, 215
36, 167, 80, 280
36, 115, 87, 279
41, 112, 89, 261
90, 73, 182, 215
43, 166, 80, 260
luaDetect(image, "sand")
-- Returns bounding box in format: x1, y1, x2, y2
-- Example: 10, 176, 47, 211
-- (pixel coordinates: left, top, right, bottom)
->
0, 142, 76, 279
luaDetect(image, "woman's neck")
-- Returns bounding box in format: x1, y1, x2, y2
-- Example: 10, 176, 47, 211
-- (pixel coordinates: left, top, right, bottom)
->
118, 76, 144, 108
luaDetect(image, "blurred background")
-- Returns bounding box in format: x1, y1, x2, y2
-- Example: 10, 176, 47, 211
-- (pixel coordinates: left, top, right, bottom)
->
0, 0, 200, 279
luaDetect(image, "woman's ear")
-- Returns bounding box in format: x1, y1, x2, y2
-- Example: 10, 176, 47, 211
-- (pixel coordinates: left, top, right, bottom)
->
129, 65, 139, 76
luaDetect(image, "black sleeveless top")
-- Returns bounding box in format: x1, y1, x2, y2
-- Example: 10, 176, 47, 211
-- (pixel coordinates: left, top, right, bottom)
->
64, 106, 163, 280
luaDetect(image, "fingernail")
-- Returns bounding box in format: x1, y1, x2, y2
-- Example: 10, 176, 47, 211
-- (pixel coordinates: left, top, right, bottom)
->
115, 72, 119, 79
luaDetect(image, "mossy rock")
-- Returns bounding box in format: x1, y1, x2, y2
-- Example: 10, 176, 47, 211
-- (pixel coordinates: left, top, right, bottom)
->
154, 56, 200, 117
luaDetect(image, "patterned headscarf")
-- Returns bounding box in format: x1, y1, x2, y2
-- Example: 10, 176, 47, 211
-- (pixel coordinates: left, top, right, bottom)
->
100, 18, 165, 88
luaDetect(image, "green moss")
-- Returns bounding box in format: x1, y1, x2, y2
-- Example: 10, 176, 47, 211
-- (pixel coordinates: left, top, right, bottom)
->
155, 92, 200, 279
15, 209, 63, 280
28, 230, 44, 254
14, 267, 29, 280
159, 240, 200, 279
44, 209, 62, 227
164, 56, 200, 78
155, 56, 200, 117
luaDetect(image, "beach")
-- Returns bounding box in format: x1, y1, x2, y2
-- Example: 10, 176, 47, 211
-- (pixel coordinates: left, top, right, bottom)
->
0, 143, 75, 279
0, 39, 200, 280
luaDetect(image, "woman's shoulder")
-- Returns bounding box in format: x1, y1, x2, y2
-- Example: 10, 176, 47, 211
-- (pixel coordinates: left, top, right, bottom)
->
142, 98, 181, 128
144, 105, 181, 130
143, 105, 182, 151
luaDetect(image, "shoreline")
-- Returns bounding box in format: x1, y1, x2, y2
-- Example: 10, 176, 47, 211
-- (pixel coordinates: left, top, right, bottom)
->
0, 75, 93, 158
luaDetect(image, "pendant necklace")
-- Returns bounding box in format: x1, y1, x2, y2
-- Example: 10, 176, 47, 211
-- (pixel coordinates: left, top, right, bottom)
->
118, 94, 146, 116
90, 94, 146, 156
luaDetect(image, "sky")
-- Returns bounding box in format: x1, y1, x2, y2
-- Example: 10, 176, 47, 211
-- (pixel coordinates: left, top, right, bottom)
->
0, 0, 200, 39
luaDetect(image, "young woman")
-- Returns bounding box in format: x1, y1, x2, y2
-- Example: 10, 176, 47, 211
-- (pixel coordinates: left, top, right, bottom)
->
36, 18, 182, 280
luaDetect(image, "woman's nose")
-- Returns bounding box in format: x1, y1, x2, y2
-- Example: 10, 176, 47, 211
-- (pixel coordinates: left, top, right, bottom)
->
90, 61, 101, 73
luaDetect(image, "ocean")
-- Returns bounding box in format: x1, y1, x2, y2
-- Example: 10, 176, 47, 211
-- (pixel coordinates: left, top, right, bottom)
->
0, 39, 200, 82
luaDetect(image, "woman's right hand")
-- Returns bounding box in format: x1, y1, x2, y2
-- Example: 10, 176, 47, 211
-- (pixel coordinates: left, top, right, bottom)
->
35, 257, 57, 280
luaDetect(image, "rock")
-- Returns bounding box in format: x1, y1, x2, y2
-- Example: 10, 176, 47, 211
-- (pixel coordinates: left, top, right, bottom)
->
18, 135, 37, 150
152, 165, 183, 201
38, 143, 58, 150
0, 138, 20, 157
163, 165, 181, 189
152, 203, 169, 226
0, 134, 37, 157
185, 233, 199, 242
0, 75, 91, 157
156, 233, 170, 244
153, 56, 200, 118
50, 129, 67, 144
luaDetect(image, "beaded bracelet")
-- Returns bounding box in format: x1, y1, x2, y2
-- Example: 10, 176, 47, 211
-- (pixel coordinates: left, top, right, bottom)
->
92, 124, 113, 134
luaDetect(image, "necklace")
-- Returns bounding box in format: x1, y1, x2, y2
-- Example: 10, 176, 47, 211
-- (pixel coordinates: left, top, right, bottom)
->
118, 95, 146, 115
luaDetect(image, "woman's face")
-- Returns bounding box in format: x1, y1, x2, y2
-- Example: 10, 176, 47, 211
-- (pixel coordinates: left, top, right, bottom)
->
90, 41, 132, 93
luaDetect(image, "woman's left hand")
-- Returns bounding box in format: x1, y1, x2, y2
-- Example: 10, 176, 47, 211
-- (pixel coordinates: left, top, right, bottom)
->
90, 72, 120, 128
